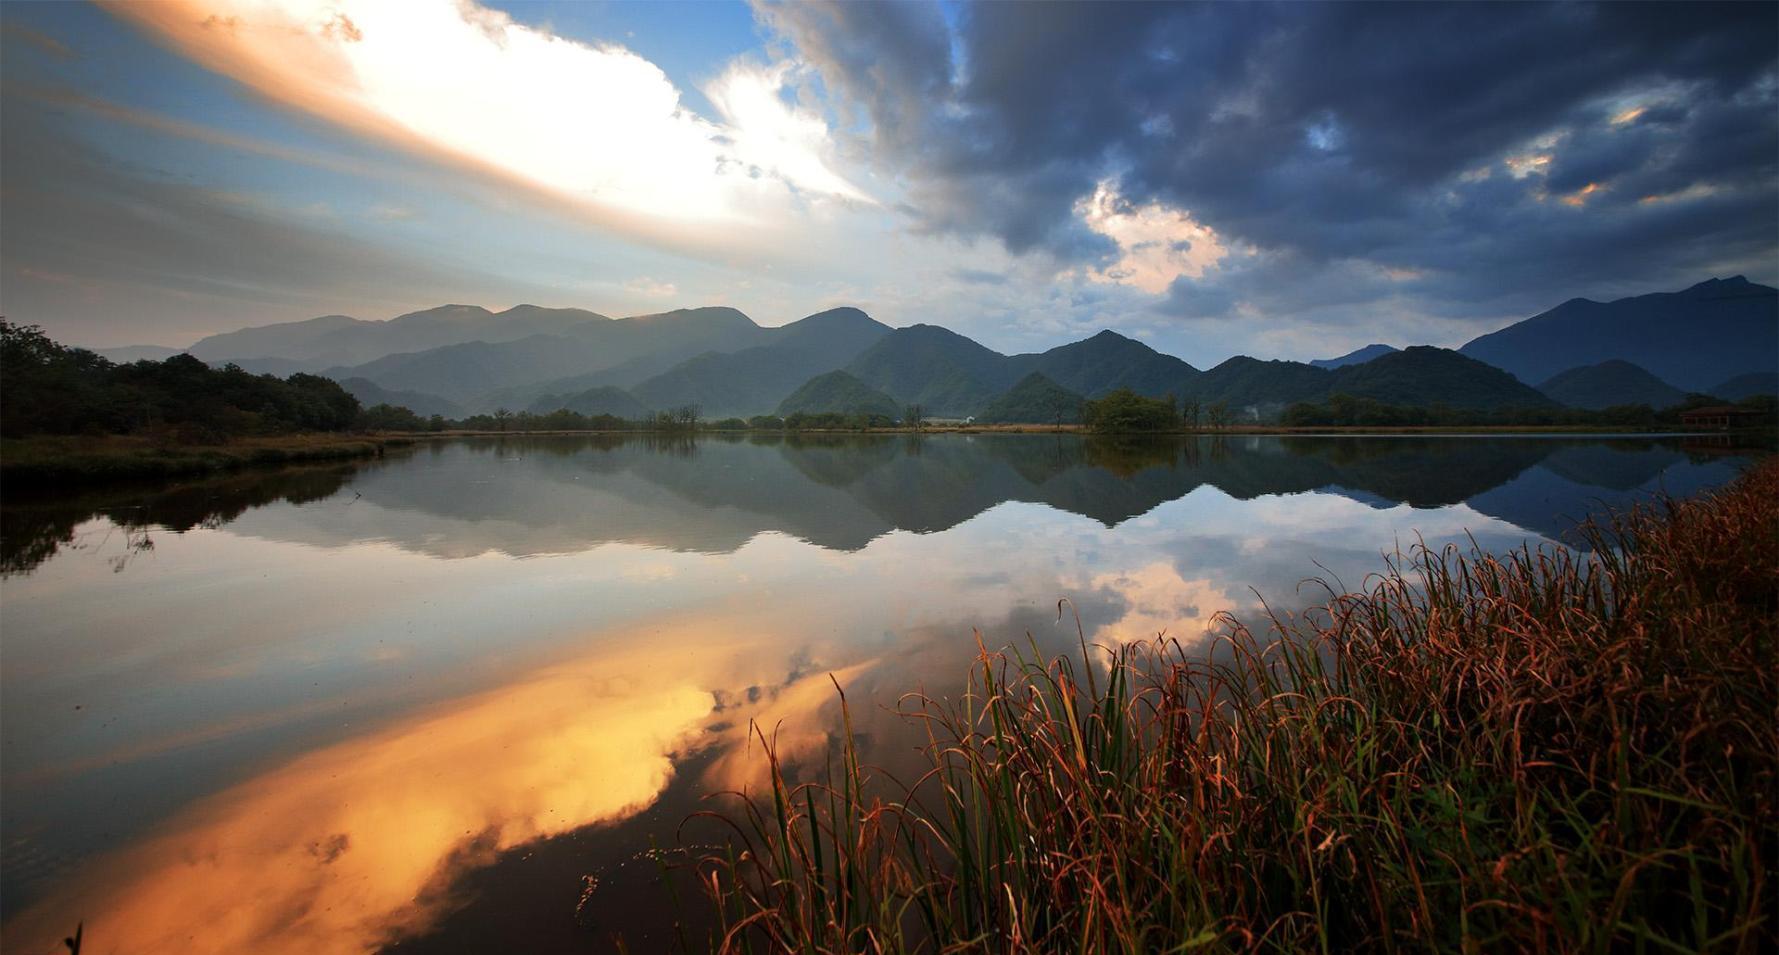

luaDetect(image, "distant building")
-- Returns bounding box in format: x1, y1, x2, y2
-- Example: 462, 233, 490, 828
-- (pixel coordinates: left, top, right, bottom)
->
1678, 405, 1768, 431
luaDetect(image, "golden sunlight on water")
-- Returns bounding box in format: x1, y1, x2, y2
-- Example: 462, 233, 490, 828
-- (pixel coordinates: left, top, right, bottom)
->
4, 628, 867, 955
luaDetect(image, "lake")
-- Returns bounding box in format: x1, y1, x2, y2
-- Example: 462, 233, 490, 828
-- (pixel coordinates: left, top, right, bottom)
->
0, 433, 1758, 953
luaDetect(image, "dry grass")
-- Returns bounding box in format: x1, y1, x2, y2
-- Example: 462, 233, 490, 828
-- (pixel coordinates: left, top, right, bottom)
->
684, 457, 1778, 953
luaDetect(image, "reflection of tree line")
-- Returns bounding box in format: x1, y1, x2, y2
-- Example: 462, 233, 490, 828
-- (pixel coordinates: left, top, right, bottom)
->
2, 434, 1734, 574
1, 464, 361, 575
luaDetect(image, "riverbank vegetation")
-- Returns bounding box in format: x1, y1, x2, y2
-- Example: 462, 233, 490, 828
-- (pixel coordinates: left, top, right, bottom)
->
0, 433, 401, 485
1282, 391, 1777, 430
1, 321, 360, 440
686, 457, 1778, 952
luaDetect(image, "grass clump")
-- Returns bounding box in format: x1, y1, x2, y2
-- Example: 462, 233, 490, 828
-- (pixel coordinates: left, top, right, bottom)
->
688, 458, 1778, 953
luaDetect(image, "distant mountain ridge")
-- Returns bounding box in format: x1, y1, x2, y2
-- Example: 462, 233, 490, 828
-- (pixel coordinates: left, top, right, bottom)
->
337, 378, 465, 419
1311, 344, 1398, 369
629, 307, 891, 417
328, 306, 759, 409
102, 276, 1775, 421
1459, 276, 1778, 391
188, 304, 613, 370
1182, 347, 1554, 412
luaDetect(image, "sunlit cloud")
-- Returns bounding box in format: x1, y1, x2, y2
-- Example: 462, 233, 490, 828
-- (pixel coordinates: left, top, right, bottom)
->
1638, 183, 1724, 205
105, 0, 872, 242
1561, 181, 1605, 207
1075, 179, 1230, 295
1503, 151, 1553, 179
12, 86, 392, 180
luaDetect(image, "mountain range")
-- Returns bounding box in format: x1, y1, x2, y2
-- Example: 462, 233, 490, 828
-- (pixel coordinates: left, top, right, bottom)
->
94, 277, 1777, 422
1458, 277, 1777, 391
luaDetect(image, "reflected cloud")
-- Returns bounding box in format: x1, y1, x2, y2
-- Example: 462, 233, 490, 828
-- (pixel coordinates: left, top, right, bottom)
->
1081, 562, 1236, 647
4, 631, 806, 954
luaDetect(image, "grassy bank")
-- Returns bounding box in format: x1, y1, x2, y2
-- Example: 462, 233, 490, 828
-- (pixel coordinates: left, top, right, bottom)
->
0, 433, 409, 485
690, 457, 1778, 952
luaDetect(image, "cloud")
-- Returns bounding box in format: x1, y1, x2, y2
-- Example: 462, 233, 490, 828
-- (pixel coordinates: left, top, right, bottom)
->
763, 1, 1779, 336
104, 0, 871, 245
1075, 179, 1233, 294
2, 21, 77, 59
623, 277, 678, 299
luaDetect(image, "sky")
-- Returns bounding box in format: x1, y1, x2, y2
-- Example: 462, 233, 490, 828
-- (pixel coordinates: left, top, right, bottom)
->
1, 0, 1774, 367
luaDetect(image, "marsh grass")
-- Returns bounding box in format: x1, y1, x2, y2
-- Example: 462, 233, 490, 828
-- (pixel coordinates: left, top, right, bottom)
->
686, 458, 1778, 953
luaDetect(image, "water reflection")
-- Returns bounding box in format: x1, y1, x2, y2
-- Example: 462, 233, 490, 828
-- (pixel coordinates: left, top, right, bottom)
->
5, 434, 1754, 576
0, 434, 1761, 954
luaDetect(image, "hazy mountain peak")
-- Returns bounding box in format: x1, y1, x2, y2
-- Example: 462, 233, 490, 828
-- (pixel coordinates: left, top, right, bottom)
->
1684, 275, 1750, 293
630, 305, 754, 323
1310, 343, 1398, 369
390, 304, 494, 325
496, 304, 610, 321
797, 306, 872, 322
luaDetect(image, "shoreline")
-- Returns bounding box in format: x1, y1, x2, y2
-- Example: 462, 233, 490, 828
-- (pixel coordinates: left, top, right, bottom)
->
0, 434, 410, 486
398, 423, 1742, 437
4, 426, 1764, 488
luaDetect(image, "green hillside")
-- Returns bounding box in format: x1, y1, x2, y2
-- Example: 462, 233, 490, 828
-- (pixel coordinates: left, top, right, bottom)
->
1537, 360, 1685, 410
527, 385, 648, 418
1010, 331, 1198, 398
629, 307, 890, 417
1188, 357, 1330, 408
1330, 347, 1557, 409
844, 325, 1018, 416
776, 371, 901, 418
978, 373, 1087, 423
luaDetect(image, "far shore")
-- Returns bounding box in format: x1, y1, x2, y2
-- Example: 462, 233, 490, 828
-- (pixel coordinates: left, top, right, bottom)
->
400, 423, 1734, 437
5, 424, 1763, 489
0, 433, 409, 485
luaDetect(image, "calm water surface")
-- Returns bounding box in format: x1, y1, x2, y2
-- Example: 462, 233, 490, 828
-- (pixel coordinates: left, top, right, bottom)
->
0, 433, 1758, 953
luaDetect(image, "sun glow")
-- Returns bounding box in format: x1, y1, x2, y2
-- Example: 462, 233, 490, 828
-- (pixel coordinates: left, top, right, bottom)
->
105, 0, 871, 235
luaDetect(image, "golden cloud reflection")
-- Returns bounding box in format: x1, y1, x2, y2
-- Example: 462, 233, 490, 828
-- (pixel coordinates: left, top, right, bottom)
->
1084, 562, 1241, 647
3, 627, 864, 955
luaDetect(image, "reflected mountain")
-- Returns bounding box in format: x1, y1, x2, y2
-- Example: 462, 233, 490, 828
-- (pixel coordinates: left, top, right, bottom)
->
2, 434, 1761, 572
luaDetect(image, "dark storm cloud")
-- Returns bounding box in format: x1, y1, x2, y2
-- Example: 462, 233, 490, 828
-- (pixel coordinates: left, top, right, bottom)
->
765, 0, 1779, 322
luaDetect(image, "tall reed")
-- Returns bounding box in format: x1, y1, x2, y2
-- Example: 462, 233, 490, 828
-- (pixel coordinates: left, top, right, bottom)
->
686, 458, 1778, 953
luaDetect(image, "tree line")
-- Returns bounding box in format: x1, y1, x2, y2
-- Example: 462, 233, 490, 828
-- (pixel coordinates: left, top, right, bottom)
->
358, 406, 905, 434
1280, 391, 1777, 428
1082, 389, 1237, 433
1078, 386, 1777, 433
2, 321, 359, 440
